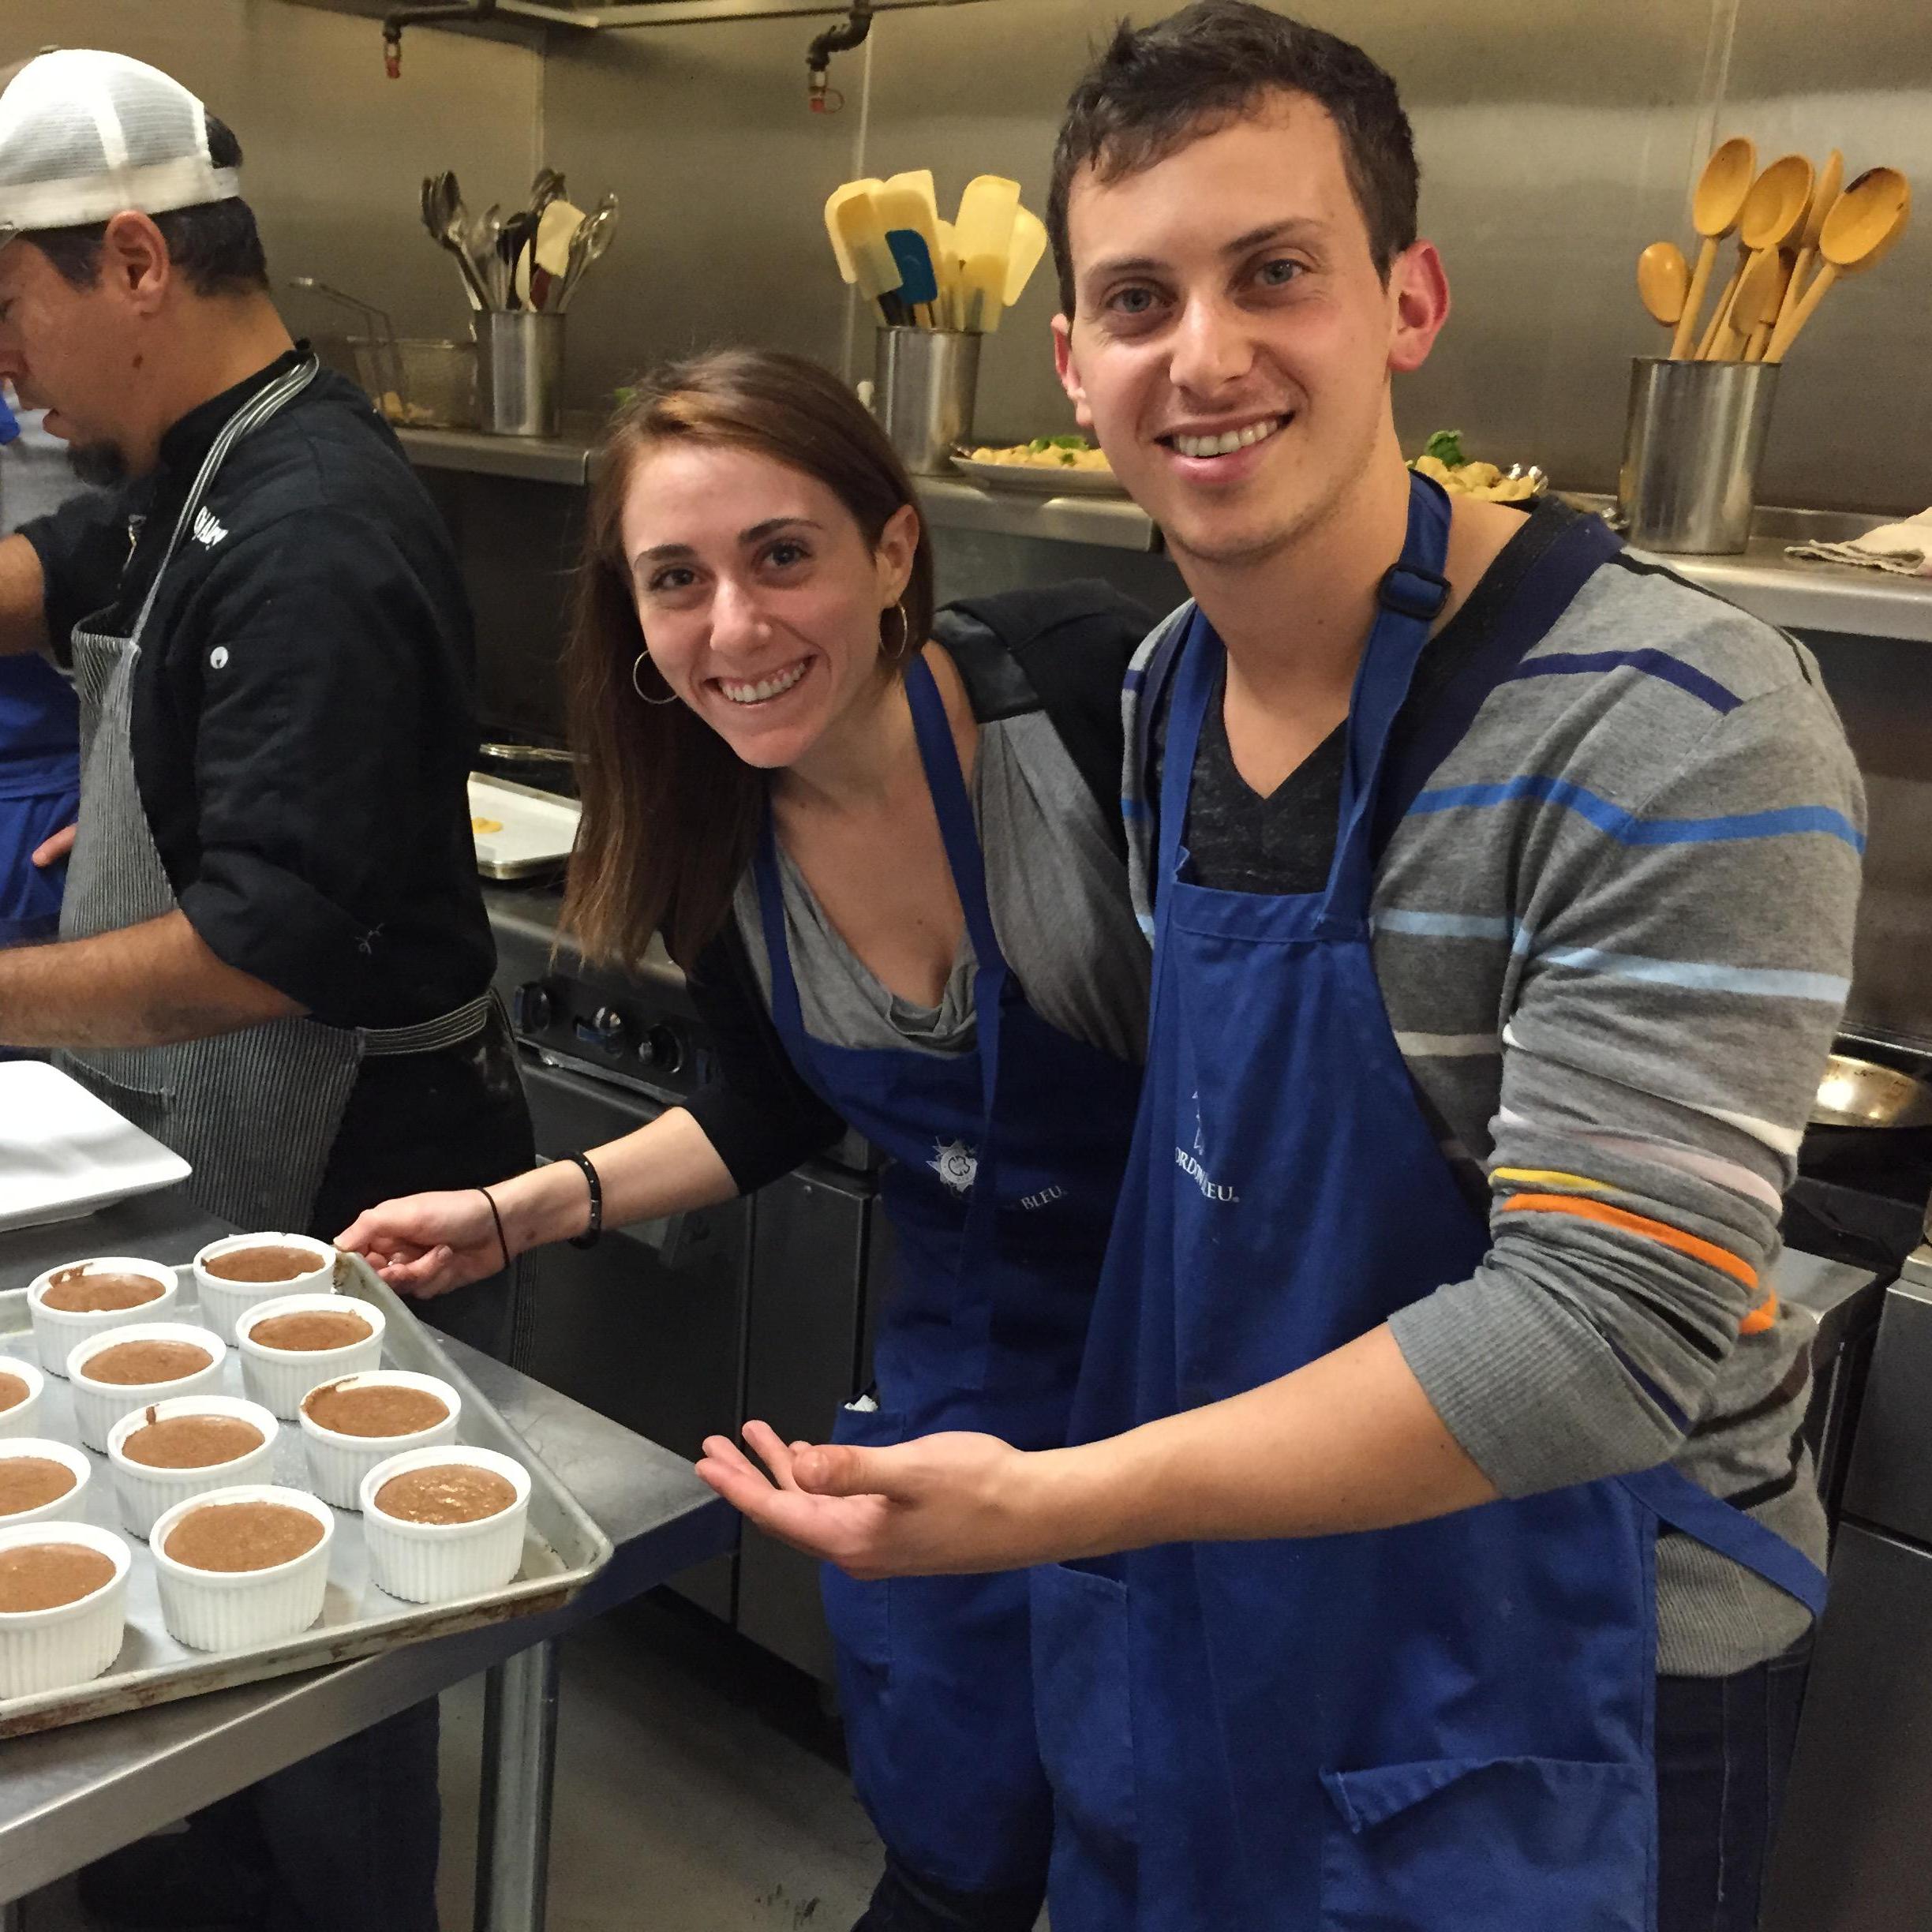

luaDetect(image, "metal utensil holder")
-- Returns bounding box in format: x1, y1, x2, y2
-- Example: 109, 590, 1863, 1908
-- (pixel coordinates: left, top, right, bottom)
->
477, 311, 565, 438
874, 328, 981, 475
1618, 357, 1781, 555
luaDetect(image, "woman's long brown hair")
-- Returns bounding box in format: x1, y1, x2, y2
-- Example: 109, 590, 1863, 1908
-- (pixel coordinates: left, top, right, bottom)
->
560, 348, 937, 972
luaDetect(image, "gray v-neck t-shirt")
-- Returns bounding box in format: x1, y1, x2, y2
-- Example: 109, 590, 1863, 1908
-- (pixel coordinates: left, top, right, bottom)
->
732, 706, 1148, 1067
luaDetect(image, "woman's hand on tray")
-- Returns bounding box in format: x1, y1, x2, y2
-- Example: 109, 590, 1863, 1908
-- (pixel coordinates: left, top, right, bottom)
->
335, 1191, 504, 1299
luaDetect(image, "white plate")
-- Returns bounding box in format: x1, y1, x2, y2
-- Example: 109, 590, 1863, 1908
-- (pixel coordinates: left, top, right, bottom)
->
466, 776, 582, 881
0, 1064, 191, 1235
950, 453, 1129, 498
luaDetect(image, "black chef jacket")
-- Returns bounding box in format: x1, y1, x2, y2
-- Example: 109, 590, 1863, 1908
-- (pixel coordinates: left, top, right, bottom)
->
18, 350, 532, 1304
20, 347, 492, 1028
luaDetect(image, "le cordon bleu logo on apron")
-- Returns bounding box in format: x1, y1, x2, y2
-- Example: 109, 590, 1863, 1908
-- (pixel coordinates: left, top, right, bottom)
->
1177, 1091, 1239, 1204
927, 1138, 979, 1196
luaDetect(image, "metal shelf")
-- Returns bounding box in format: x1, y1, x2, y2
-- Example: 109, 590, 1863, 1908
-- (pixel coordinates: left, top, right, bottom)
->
1639, 540, 1932, 645
395, 427, 1159, 549
393, 434, 1925, 638
1565, 496, 1932, 645
914, 477, 1160, 555
395, 425, 593, 485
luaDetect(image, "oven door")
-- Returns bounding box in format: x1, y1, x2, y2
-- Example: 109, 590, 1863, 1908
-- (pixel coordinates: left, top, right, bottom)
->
515, 1052, 751, 1619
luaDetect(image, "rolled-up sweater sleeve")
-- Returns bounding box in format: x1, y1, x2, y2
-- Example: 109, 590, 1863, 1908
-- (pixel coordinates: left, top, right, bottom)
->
167, 510, 445, 1014
1389, 676, 1866, 1496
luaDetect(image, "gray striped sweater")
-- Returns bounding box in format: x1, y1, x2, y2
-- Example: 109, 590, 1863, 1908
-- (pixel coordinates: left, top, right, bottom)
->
1122, 520, 1866, 1677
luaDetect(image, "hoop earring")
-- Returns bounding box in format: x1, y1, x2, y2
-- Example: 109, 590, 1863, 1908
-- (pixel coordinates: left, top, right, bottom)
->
882, 601, 912, 661
631, 648, 679, 706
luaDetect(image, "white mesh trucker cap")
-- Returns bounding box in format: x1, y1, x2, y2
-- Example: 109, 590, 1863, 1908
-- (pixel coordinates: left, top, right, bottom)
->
0, 49, 239, 247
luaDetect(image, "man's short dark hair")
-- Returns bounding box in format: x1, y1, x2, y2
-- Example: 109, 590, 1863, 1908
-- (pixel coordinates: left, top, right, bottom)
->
1047, 2, 1419, 316
24, 114, 268, 298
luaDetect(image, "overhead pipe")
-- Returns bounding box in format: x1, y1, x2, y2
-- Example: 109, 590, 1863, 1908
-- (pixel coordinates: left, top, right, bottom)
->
380, 0, 990, 82
805, 1, 872, 114
382, 1, 502, 77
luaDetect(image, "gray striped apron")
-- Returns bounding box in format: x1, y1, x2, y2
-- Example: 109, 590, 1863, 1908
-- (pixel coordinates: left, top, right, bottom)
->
57, 354, 492, 1231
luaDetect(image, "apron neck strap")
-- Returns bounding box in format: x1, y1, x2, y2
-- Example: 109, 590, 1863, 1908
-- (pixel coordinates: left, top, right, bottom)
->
902, 651, 1007, 979
1325, 470, 1454, 908
125, 354, 322, 644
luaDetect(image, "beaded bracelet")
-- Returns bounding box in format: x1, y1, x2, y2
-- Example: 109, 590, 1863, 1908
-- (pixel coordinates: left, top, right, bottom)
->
565, 1151, 604, 1250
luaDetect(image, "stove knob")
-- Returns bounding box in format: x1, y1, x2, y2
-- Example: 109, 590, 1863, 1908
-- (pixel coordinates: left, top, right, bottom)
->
640, 1024, 684, 1074
511, 981, 554, 1033
578, 1005, 630, 1056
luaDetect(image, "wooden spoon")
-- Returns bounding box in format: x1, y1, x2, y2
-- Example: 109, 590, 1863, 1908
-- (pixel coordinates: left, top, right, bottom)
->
1771, 148, 1843, 345
1708, 152, 1814, 354
1637, 240, 1690, 327
1765, 166, 1911, 362
1709, 246, 1784, 359
1695, 245, 1747, 359
1672, 136, 1756, 359
1743, 251, 1798, 361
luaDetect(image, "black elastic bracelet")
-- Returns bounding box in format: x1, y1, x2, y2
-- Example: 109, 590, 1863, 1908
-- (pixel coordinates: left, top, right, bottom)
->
565, 1151, 604, 1249
477, 1187, 512, 1275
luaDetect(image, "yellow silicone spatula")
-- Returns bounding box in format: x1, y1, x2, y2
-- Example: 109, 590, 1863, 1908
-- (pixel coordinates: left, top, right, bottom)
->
1004, 206, 1050, 307
956, 174, 1021, 331
875, 171, 943, 325
829, 184, 911, 325
935, 218, 965, 330
824, 179, 886, 283
879, 170, 941, 253
534, 198, 586, 279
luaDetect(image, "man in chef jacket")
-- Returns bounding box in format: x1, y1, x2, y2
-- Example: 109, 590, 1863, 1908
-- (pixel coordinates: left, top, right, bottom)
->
0, 47, 530, 1932
699, 6, 1863, 1930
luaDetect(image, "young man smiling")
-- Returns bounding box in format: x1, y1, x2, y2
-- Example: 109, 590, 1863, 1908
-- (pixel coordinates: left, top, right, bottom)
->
700, 7, 1864, 1927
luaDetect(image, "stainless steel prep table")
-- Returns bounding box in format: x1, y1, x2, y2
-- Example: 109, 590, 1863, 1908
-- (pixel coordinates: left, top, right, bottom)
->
0, 1188, 735, 1932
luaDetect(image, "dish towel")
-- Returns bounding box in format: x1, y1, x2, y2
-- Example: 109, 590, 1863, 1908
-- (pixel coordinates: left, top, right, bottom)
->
1786, 508, 1932, 577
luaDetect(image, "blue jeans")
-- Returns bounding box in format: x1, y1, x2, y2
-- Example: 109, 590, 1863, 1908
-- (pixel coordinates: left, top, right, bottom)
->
1657, 1643, 1811, 1932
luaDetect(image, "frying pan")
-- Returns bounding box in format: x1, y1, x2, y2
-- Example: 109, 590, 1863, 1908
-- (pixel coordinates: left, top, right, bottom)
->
1810, 1053, 1932, 1130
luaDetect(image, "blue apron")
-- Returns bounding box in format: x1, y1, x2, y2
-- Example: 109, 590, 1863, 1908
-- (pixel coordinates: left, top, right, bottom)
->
0, 653, 80, 947
1028, 475, 1827, 1931
754, 651, 1142, 1898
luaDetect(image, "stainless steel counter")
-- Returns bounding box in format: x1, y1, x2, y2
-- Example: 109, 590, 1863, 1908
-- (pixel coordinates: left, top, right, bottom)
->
0, 1193, 734, 1925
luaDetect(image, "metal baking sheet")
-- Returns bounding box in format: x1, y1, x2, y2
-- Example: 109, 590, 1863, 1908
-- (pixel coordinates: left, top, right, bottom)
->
0, 1255, 612, 1739
468, 773, 581, 881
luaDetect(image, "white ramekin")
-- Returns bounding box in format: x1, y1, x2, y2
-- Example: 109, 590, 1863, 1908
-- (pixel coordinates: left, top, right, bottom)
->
66, 1323, 228, 1453
148, 1484, 335, 1653
192, 1233, 340, 1347
106, 1395, 281, 1541
360, 1446, 530, 1604
0, 1357, 46, 1440
0, 1439, 92, 1528
26, 1258, 179, 1378
298, 1371, 461, 1511
235, 1294, 385, 1421
0, 1518, 131, 1699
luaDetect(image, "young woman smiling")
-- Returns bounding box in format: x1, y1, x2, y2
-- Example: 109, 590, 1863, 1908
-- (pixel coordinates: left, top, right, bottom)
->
339, 348, 1152, 1932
